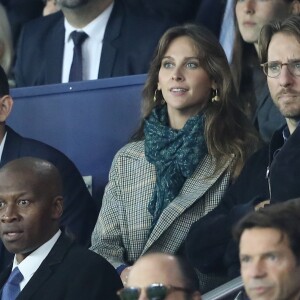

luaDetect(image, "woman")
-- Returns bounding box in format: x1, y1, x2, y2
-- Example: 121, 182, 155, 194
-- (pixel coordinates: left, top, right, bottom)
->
91, 24, 260, 289
230, 0, 299, 141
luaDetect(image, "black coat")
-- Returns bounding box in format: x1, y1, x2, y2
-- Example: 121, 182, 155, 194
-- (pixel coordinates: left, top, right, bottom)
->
14, 0, 176, 87
185, 124, 300, 278
0, 126, 98, 271
0, 234, 123, 300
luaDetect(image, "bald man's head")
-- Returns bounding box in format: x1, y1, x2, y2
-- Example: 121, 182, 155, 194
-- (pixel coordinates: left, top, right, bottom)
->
125, 253, 201, 300
0, 157, 63, 262
0, 157, 63, 197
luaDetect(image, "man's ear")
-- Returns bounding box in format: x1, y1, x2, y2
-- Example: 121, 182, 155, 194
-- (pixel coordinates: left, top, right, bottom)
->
0, 95, 13, 122
51, 196, 64, 220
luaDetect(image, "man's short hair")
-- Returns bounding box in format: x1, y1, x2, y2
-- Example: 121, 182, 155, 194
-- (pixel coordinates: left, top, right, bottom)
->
0, 65, 9, 97
259, 15, 300, 64
233, 198, 300, 263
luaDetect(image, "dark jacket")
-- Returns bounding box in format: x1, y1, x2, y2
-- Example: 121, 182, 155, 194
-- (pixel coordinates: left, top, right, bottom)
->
0, 234, 122, 300
0, 126, 98, 271
252, 76, 285, 142
185, 124, 300, 278
14, 0, 176, 87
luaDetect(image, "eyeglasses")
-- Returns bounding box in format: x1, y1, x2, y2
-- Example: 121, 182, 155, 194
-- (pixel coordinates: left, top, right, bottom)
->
117, 283, 193, 300
261, 60, 300, 78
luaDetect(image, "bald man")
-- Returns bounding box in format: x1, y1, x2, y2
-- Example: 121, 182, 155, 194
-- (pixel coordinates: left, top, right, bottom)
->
118, 253, 201, 300
0, 157, 122, 300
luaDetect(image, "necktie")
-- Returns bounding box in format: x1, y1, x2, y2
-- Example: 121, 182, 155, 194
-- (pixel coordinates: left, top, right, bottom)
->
1, 267, 24, 300
69, 31, 88, 82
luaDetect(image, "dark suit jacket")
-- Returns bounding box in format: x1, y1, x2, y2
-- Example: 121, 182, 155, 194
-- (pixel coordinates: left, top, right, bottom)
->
0, 126, 98, 271
186, 124, 300, 278
14, 0, 176, 87
0, 234, 122, 300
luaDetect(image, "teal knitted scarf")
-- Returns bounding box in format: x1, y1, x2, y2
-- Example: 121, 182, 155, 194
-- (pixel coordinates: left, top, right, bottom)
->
144, 105, 207, 231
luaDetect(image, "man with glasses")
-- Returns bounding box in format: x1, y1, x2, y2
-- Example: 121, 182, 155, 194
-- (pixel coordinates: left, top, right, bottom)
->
117, 253, 201, 300
185, 15, 300, 281
234, 199, 300, 300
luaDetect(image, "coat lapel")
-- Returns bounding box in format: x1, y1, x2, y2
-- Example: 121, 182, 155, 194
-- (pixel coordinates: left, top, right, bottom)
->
45, 12, 65, 84
0, 267, 11, 296
1, 126, 23, 168
98, 0, 123, 78
18, 234, 73, 300
143, 154, 234, 252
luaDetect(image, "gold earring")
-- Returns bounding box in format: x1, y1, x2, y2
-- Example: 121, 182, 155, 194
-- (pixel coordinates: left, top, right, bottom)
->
212, 89, 220, 102
153, 89, 158, 102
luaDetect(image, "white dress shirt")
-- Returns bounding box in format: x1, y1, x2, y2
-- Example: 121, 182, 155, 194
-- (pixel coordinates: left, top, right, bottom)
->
12, 230, 61, 291
62, 2, 114, 83
0, 132, 7, 163
219, 0, 235, 63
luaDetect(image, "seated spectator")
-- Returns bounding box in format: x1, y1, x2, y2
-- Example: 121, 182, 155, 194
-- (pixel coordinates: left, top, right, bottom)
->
185, 15, 300, 285
0, 157, 122, 299
14, 0, 176, 87
233, 198, 300, 300
230, 0, 299, 142
118, 253, 201, 300
42, 0, 60, 16
0, 4, 13, 82
90, 23, 261, 292
0, 65, 98, 270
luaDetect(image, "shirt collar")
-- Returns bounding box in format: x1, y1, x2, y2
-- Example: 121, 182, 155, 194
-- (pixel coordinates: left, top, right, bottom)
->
282, 121, 300, 142
64, 1, 114, 44
12, 230, 61, 280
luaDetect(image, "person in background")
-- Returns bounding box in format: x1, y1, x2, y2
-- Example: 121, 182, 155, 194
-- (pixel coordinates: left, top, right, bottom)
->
185, 15, 300, 286
0, 64, 98, 271
230, 0, 300, 142
90, 23, 261, 293
233, 199, 300, 300
118, 253, 202, 300
0, 157, 122, 300
0, 4, 14, 85
14, 0, 176, 87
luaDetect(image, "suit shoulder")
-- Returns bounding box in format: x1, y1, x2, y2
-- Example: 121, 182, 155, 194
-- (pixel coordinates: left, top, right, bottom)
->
20, 11, 63, 40
22, 11, 63, 31
16, 135, 80, 174
20, 136, 69, 158
66, 243, 118, 271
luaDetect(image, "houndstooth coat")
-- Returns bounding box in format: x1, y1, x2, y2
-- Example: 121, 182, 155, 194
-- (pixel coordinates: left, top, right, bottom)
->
90, 140, 234, 269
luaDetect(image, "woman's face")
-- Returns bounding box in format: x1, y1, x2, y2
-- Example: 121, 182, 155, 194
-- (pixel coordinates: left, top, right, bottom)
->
157, 36, 213, 123
235, 0, 292, 46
